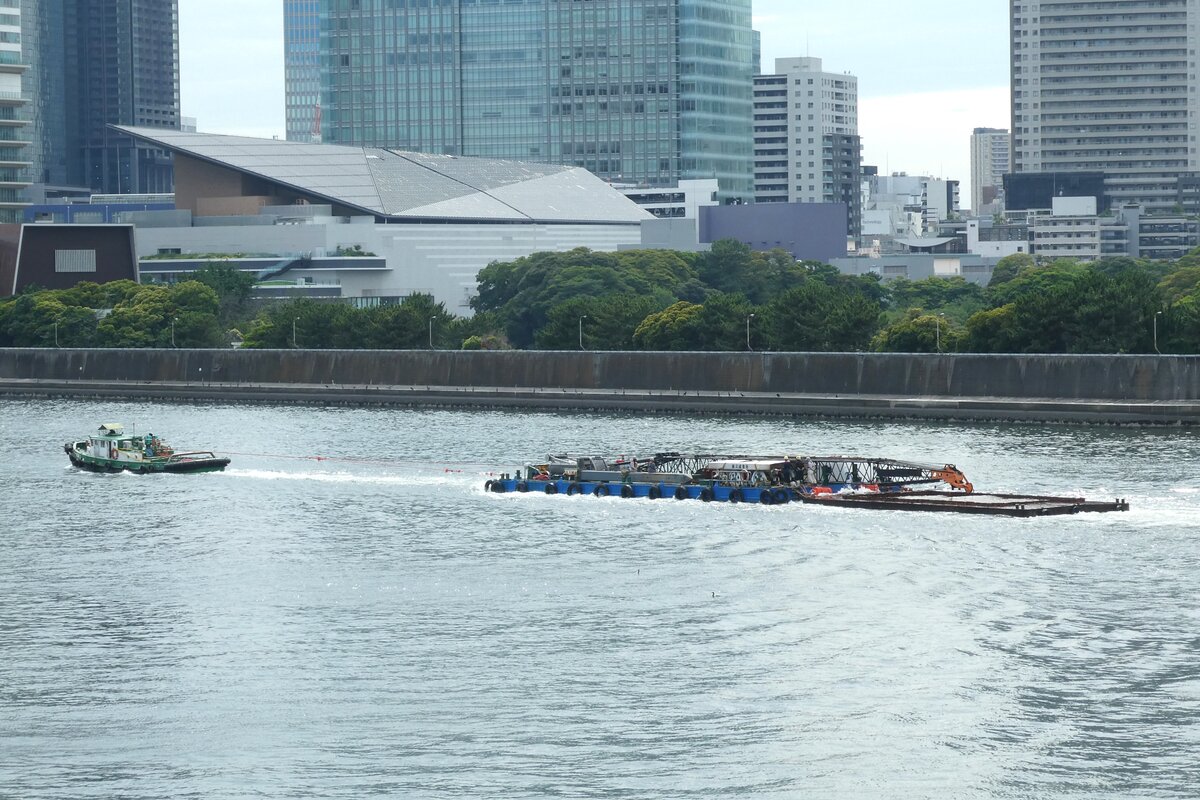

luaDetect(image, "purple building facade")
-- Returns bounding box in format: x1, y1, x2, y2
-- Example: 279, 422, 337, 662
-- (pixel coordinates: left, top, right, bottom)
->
699, 202, 847, 262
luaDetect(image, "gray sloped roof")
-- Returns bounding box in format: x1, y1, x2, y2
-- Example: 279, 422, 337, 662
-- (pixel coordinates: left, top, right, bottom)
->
115, 126, 651, 224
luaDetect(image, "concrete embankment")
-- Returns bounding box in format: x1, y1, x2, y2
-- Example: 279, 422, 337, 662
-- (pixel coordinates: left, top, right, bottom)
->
1, 349, 1198, 424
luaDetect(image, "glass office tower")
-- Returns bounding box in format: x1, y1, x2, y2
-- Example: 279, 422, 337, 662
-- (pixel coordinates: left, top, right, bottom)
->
63, 0, 180, 194
20, 0, 69, 195
304, 0, 753, 200
284, 0, 321, 142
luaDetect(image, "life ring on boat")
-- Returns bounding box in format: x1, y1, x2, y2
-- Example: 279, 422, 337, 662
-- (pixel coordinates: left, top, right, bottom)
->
544, 483, 558, 495
516, 482, 529, 493
674, 486, 689, 500
729, 489, 744, 504
648, 486, 662, 500
620, 485, 635, 498
566, 482, 583, 496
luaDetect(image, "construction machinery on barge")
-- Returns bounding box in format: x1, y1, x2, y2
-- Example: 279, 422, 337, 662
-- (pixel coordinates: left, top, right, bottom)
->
483, 452, 1129, 517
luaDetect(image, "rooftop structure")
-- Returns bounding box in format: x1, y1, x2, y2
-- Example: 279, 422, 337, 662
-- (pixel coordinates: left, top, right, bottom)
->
115, 126, 651, 225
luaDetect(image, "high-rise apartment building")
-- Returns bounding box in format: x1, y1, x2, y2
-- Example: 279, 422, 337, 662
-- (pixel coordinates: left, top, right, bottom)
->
284, 0, 320, 142
753, 57, 861, 237
969, 127, 1010, 215
0, 0, 29, 222
299, 0, 755, 200
1010, 0, 1200, 211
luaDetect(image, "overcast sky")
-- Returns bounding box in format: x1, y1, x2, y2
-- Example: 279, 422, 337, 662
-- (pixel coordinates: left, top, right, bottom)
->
178, 0, 1011, 203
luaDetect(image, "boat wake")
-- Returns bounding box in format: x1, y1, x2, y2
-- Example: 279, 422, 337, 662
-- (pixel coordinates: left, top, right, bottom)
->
223, 467, 479, 487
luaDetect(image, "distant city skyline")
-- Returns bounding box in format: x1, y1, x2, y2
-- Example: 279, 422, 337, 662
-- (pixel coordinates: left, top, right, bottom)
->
179, 0, 1010, 205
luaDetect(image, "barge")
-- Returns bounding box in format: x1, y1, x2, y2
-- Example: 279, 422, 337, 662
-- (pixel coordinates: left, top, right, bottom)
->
65, 423, 231, 474
484, 452, 1128, 516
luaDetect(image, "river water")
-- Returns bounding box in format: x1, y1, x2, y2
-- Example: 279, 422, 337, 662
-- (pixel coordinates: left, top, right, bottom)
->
1, 398, 1198, 799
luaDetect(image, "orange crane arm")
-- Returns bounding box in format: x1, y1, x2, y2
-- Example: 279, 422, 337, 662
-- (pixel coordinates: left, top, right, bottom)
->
933, 466, 974, 494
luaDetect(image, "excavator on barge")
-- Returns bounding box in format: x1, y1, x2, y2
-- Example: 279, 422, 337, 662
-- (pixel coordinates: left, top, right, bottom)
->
484, 452, 1129, 517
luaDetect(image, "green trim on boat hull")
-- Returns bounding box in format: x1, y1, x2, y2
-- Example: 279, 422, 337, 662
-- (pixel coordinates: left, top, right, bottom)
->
64, 442, 230, 474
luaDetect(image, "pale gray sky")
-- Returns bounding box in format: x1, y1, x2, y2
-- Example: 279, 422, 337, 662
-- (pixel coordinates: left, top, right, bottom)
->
178, 0, 1011, 202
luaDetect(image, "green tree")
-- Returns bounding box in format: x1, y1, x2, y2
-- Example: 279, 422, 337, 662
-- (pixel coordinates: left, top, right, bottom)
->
763, 282, 881, 352
365, 294, 450, 349
988, 252, 1035, 287
884, 276, 986, 323
872, 309, 962, 353
191, 262, 259, 325
535, 293, 664, 350
633, 301, 704, 350
963, 304, 1021, 353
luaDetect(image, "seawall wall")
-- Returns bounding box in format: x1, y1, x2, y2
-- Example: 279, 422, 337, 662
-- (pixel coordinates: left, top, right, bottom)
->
0, 349, 1196, 402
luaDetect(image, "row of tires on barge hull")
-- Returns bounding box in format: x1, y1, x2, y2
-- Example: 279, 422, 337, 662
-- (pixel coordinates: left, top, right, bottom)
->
485, 478, 818, 505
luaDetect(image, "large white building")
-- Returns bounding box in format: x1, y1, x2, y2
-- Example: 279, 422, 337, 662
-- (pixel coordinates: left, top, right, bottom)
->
116, 127, 651, 313
1010, 0, 1200, 211
753, 57, 861, 236
969, 127, 1010, 215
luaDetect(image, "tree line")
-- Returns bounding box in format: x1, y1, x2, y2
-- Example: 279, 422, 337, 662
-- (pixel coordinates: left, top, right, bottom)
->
3, 245, 1200, 353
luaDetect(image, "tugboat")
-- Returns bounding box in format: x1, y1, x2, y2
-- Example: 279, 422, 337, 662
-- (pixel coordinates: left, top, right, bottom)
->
484, 452, 1129, 516
64, 423, 231, 474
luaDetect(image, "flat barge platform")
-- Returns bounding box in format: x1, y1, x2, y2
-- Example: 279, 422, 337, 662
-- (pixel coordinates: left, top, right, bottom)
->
800, 491, 1130, 517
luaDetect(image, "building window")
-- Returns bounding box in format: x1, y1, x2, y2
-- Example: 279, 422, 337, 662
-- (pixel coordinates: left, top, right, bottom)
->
55, 250, 98, 273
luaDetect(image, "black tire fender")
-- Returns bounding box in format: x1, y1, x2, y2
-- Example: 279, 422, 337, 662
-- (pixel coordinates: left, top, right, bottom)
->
544, 483, 559, 495
516, 482, 529, 493
674, 486, 689, 500
648, 486, 663, 500
620, 485, 635, 498
566, 482, 583, 496
729, 489, 743, 504
593, 484, 609, 497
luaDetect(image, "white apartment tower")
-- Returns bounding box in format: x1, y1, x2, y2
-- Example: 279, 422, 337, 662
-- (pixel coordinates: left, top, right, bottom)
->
970, 127, 1010, 214
0, 2, 28, 223
1010, 0, 1200, 211
754, 57, 861, 236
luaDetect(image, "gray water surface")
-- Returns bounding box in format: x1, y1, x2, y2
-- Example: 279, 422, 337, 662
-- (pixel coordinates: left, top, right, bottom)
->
1, 399, 1198, 799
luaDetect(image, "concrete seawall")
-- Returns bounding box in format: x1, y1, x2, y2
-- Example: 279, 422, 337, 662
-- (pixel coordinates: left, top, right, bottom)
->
2, 349, 1198, 424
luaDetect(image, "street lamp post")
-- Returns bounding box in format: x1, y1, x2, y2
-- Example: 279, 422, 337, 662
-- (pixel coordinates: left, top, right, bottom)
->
171, 317, 177, 348
578, 315, 588, 351
53, 322, 58, 348
1154, 310, 1163, 354
936, 313, 946, 353
429, 316, 436, 350
746, 313, 755, 351
292, 317, 300, 348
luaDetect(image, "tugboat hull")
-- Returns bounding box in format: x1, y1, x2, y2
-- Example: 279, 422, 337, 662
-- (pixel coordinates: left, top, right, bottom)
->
64, 441, 230, 475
